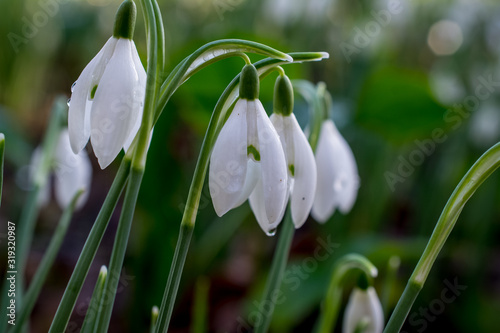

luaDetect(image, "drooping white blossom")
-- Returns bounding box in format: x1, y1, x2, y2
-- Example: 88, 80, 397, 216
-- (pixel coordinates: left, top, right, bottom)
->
312, 119, 359, 223
343, 287, 384, 333
264, 113, 316, 229
29, 129, 92, 210
209, 98, 288, 235
68, 36, 146, 169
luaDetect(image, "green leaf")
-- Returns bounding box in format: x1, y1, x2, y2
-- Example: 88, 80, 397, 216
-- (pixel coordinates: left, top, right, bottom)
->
356, 67, 449, 144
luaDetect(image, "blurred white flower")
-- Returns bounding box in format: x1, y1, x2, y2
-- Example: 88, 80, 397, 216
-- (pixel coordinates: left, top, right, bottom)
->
343, 287, 384, 333
30, 129, 92, 210
312, 119, 359, 223
469, 102, 500, 148
68, 36, 146, 169
267, 112, 316, 229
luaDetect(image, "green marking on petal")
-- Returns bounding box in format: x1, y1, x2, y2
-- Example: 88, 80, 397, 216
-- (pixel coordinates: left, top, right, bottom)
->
289, 164, 295, 177
247, 145, 261, 161
90, 85, 98, 99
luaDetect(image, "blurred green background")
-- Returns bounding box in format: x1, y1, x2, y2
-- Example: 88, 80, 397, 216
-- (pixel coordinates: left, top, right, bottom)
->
1, 0, 500, 332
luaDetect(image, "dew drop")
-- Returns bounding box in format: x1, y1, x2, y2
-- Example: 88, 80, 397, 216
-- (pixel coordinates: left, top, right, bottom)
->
71, 81, 77, 92
202, 52, 212, 61
67, 98, 71, 107
266, 227, 277, 236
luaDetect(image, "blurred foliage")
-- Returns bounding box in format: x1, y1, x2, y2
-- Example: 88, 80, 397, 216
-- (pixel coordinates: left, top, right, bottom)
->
1, 0, 500, 332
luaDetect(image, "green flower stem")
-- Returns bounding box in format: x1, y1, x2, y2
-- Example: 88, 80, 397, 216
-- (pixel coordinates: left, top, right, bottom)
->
134, 0, 157, 171
254, 208, 295, 333
80, 266, 107, 333
154, 41, 298, 122
12, 190, 83, 333
154, 223, 194, 333
153, 52, 329, 333
384, 142, 500, 333
316, 254, 378, 333
192, 277, 210, 333
381, 256, 400, 318
96, 0, 158, 329
0, 133, 4, 207
95, 167, 144, 332
48, 157, 131, 333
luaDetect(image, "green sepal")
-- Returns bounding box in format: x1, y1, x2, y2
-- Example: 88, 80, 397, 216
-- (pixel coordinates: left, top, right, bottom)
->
356, 273, 371, 290
239, 64, 259, 100
273, 74, 294, 116
113, 0, 137, 39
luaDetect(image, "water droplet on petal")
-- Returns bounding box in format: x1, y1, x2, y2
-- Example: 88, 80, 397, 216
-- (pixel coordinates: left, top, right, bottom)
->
67, 98, 71, 107
71, 81, 77, 92
214, 49, 225, 57
266, 227, 277, 236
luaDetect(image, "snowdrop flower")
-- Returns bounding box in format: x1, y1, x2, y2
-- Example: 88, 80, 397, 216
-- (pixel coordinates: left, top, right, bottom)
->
30, 129, 92, 209
343, 286, 384, 333
312, 119, 359, 223
68, 0, 146, 169
255, 74, 316, 229
209, 64, 288, 235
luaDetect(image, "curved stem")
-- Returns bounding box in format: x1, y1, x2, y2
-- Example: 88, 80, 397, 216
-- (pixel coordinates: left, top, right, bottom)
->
316, 254, 378, 333
254, 208, 295, 333
384, 142, 500, 333
11, 190, 83, 333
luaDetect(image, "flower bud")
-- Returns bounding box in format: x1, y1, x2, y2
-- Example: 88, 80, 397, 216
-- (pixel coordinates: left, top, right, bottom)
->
113, 0, 137, 40
273, 74, 294, 116
239, 64, 259, 100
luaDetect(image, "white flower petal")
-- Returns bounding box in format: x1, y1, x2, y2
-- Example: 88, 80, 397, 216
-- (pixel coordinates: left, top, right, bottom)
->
123, 41, 147, 152
209, 99, 250, 216
232, 159, 260, 208
249, 176, 287, 236
287, 114, 316, 228
54, 129, 92, 209
312, 120, 359, 222
68, 37, 118, 154
253, 100, 288, 224
343, 287, 384, 333
90, 39, 143, 169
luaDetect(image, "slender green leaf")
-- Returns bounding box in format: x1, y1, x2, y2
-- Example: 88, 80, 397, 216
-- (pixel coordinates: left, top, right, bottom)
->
81, 266, 107, 333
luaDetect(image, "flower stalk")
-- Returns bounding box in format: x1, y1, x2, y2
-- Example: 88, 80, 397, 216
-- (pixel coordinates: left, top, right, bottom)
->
384, 141, 500, 333
316, 254, 378, 333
